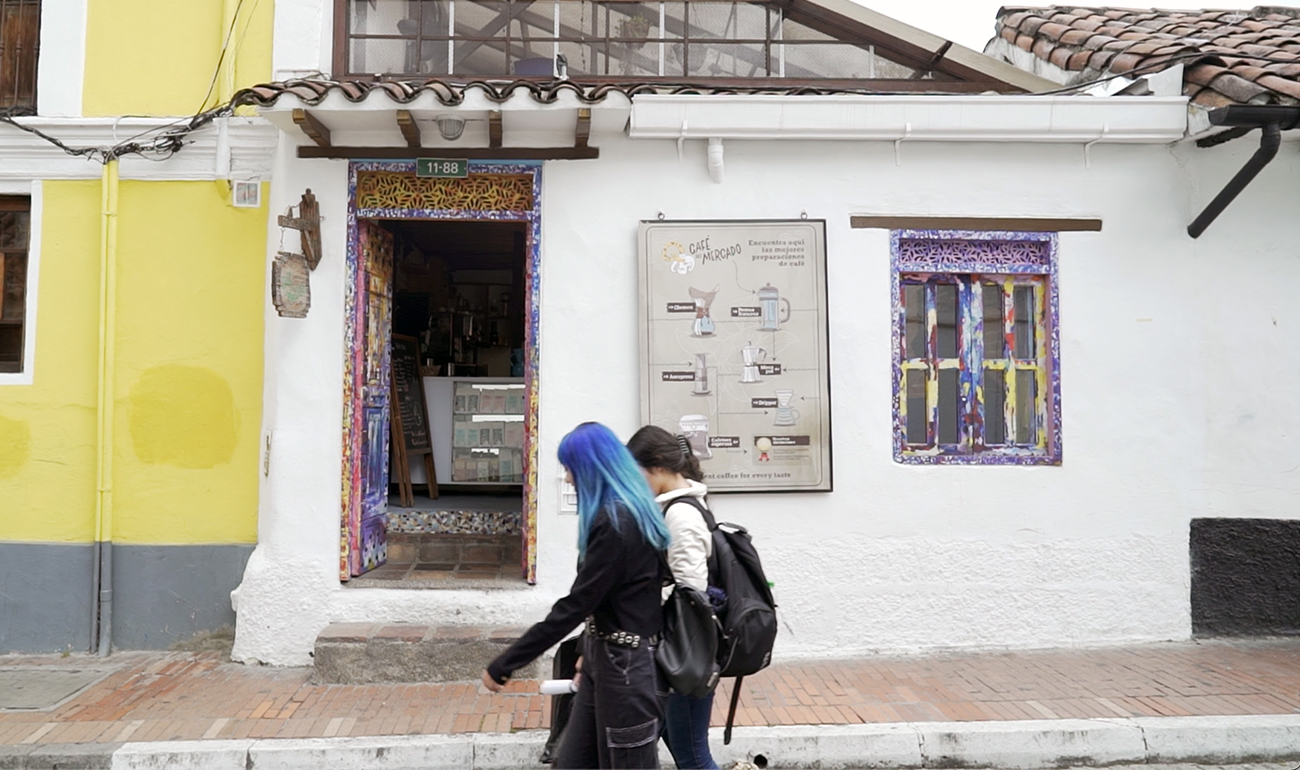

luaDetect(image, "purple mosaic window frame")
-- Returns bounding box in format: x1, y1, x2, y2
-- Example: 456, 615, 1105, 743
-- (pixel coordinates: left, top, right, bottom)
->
348, 160, 544, 583
890, 230, 1062, 466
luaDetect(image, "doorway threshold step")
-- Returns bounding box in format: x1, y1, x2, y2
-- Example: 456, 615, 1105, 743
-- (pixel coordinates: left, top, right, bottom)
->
313, 623, 542, 684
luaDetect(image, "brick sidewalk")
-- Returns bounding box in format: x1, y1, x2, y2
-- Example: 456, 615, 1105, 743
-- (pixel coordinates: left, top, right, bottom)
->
2, 639, 1299, 746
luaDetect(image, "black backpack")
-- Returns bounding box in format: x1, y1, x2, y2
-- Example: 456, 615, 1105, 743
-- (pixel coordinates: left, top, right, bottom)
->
673, 497, 778, 743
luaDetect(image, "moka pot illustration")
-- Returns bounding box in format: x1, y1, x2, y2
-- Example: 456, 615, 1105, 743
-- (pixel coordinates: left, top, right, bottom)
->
690, 285, 719, 337
741, 343, 767, 383
757, 283, 791, 331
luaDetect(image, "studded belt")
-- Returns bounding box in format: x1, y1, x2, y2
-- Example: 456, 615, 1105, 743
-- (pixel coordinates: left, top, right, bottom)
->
586, 618, 658, 649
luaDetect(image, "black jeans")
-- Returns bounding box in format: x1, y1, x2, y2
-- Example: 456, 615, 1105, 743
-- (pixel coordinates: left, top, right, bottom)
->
554, 634, 667, 769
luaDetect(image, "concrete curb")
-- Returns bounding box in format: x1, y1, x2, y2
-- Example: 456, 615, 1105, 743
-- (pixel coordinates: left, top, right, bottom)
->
0, 743, 121, 770
1, 714, 1290, 769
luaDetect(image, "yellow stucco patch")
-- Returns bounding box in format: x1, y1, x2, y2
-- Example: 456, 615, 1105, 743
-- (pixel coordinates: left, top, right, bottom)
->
110, 181, 263, 545
128, 365, 239, 469
0, 415, 31, 478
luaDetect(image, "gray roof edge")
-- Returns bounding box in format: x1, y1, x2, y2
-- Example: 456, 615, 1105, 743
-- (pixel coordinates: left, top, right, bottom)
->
813, 0, 1061, 93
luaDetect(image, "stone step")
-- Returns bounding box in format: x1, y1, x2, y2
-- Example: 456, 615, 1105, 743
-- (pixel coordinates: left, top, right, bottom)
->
313, 623, 541, 684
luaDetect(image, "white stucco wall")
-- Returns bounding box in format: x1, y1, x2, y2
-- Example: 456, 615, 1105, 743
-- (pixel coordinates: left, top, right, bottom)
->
232, 112, 1300, 666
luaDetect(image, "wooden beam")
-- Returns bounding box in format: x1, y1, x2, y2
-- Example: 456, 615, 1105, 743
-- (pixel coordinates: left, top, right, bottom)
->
396, 110, 421, 148
297, 146, 599, 160
292, 109, 332, 147
575, 108, 592, 149
489, 111, 502, 149
850, 216, 1102, 232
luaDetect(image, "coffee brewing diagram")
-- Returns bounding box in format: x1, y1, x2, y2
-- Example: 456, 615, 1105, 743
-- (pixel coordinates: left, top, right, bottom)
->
639, 221, 832, 492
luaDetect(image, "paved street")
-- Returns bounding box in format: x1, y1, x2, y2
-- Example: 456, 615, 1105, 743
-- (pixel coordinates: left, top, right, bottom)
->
2, 638, 1299, 745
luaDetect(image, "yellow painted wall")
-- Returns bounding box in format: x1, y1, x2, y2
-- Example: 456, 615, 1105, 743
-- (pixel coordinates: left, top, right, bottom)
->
112, 181, 266, 545
0, 182, 101, 543
82, 0, 273, 117
0, 181, 266, 546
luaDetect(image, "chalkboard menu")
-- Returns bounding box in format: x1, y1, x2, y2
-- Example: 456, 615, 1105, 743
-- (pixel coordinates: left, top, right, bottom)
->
391, 334, 432, 453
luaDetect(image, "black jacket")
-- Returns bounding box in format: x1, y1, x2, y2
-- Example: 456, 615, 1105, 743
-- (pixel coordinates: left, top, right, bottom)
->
487, 503, 663, 683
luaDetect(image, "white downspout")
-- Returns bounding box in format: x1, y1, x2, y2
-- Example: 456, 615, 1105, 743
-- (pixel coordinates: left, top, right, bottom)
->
707, 137, 724, 184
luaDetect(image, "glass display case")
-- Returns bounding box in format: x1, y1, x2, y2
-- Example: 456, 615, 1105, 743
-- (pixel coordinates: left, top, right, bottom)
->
450, 379, 526, 484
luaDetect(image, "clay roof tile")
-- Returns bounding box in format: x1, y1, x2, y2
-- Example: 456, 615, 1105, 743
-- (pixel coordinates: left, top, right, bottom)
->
1067, 49, 1094, 70
1018, 15, 1051, 37
1049, 46, 1075, 68
1254, 73, 1300, 100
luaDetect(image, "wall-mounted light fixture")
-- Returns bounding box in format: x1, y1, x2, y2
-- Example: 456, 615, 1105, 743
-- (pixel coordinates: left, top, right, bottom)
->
434, 115, 466, 141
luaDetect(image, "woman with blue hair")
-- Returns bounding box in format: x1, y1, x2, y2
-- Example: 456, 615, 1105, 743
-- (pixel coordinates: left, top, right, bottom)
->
483, 422, 670, 769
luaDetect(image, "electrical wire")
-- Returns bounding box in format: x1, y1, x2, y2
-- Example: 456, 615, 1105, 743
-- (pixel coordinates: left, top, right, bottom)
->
0, 0, 250, 165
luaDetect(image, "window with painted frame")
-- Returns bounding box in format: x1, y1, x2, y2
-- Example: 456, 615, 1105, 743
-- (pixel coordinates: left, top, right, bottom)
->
892, 230, 1061, 465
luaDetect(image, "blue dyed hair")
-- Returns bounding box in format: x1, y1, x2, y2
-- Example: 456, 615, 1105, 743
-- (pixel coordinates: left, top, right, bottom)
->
558, 422, 670, 559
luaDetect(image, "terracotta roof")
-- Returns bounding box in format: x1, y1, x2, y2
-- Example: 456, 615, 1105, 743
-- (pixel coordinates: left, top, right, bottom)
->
233, 76, 1027, 110
991, 6, 1300, 107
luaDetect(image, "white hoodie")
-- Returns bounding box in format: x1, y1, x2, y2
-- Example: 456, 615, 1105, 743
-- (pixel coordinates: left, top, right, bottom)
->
657, 479, 712, 593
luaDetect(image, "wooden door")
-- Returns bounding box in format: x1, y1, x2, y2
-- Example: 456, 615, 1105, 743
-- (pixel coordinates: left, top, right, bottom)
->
342, 220, 394, 578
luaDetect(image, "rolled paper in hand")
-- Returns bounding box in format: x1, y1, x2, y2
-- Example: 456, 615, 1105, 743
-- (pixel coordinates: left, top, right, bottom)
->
539, 679, 578, 695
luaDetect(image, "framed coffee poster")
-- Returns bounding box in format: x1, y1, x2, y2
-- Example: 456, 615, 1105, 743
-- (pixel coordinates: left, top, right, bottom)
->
638, 220, 832, 492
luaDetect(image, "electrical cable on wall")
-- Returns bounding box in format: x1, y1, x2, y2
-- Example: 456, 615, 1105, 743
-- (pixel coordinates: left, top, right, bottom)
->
0, 0, 254, 166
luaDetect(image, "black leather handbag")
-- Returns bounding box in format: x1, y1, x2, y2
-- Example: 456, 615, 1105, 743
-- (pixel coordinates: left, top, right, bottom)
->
655, 554, 722, 698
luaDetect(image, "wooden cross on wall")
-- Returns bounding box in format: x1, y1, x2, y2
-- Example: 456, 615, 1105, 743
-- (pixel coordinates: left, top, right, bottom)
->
278, 189, 322, 270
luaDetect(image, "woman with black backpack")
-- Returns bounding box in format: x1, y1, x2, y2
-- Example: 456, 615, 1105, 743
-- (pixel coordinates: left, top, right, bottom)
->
627, 425, 720, 770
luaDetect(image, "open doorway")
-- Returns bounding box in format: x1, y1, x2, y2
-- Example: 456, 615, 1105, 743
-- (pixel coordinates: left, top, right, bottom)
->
364, 218, 530, 586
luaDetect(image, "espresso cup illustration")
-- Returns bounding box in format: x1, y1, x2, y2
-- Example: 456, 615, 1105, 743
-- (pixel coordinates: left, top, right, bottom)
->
773, 389, 800, 426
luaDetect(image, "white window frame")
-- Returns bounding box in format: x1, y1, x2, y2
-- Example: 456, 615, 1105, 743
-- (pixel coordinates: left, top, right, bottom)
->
0, 179, 41, 386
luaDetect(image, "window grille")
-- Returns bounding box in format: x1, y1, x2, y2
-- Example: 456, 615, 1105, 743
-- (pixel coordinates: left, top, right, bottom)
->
335, 0, 912, 81
0, 0, 39, 114
0, 196, 30, 373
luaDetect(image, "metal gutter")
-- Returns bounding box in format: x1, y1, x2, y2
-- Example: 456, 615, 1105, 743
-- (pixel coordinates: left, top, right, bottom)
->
628, 94, 1189, 143
1187, 105, 1300, 239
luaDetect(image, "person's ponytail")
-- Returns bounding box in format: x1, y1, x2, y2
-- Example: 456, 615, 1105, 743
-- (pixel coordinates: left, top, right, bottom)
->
628, 425, 704, 482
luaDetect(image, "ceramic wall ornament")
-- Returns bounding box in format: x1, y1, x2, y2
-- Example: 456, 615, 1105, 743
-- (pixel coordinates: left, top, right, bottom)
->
271, 251, 311, 318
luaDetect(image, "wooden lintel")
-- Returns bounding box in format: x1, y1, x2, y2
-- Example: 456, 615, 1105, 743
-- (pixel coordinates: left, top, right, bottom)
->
292, 109, 332, 147
396, 110, 421, 148
297, 146, 600, 160
489, 111, 502, 148
575, 108, 592, 149
850, 216, 1102, 232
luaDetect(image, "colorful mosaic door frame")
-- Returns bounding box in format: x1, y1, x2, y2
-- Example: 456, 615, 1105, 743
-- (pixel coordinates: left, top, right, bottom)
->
347, 160, 542, 583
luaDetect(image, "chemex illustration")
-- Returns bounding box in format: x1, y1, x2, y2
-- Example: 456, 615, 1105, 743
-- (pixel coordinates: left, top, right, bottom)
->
690, 285, 719, 337
757, 283, 791, 331
679, 414, 713, 460
692, 353, 711, 396
773, 388, 800, 426
740, 342, 767, 383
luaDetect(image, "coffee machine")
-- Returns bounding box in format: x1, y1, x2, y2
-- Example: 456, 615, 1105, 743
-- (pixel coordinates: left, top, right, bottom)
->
740, 343, 766, 383
678, 414, 713, 460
